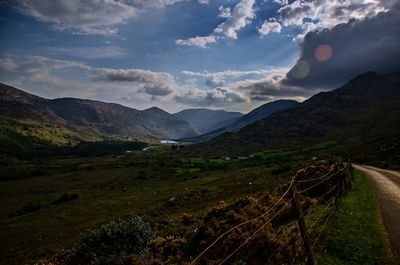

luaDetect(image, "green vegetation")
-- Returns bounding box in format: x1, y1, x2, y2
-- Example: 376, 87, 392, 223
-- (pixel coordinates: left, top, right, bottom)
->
0, 150, 300, 264
0, 122, 147, 161
67, 216, 156, 265
0, 136, 395, 264
318, 170, 393, 264
194, 72, 400, 170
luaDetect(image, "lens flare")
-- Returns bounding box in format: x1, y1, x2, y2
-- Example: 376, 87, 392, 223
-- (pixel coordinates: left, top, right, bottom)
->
315, 44, 332, 61
291, 60, 310, 79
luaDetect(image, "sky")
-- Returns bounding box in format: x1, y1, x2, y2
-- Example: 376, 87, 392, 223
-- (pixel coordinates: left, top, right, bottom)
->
0, 0, 399, 113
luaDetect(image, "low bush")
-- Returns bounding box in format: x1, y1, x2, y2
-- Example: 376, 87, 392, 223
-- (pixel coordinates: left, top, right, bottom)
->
67, 216, 156, 265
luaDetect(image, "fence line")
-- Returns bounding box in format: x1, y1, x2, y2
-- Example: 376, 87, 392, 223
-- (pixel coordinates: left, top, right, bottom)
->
219, 195, 295, 265
297, 170, 338, 194
296, 165, 335, 183
189, 181, 294, 264
190, 160, 353, 265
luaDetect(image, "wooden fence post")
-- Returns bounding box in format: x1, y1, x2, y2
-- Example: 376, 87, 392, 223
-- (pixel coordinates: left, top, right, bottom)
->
290, 182, 317, 265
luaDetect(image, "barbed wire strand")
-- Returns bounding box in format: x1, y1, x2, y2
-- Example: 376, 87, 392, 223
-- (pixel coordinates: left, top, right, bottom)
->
189, 181, 294, 265
191, 162, 351, 265
297, 170, 340, 194
218, 195, 295, 265
296, 165, 336, 183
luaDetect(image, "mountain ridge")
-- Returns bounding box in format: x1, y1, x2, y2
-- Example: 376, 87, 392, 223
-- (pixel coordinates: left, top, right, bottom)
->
177, 99, 298, 143
174, 108, 243, 134
0, 83, 196, 142
193, 72, 400, 156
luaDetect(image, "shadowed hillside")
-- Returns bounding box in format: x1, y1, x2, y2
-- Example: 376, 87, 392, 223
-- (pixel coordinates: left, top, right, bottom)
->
174, 108, 243, 134
193, 72, 400, 158
178, 100, 298, 143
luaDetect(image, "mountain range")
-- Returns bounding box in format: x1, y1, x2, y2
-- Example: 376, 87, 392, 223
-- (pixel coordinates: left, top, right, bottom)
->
173, 108, 243, 134
0, 83, 196, 143
1, 71, 399, 162
177, 99, 298, 142
194, 72, 400, 156
0, 84, 299, 146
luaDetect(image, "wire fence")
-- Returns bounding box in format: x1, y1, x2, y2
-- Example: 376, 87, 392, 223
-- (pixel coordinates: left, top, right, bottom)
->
189, 159, 353, 265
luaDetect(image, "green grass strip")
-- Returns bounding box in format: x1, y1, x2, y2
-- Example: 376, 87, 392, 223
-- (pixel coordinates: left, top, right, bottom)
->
318, 170, 393, 265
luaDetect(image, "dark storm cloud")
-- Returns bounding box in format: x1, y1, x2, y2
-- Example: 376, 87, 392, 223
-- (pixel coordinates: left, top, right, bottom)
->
284, 4, 400, 89
237, 75, 314, 101
93, 69, 175, 96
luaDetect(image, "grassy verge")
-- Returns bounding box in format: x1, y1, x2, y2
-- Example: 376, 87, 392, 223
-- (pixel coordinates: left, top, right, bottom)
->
318, 170, 393, 264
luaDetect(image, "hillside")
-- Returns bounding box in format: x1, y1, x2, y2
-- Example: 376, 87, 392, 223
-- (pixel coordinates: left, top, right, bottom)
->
178, 99, 298, 143
174, 108, 243, 134
0, 83, 196, 144
227, 99, 298, 132
195, 72, 400, 156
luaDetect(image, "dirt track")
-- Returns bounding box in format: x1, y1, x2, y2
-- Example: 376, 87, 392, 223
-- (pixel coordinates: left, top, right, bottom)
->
353, 165, 400, 264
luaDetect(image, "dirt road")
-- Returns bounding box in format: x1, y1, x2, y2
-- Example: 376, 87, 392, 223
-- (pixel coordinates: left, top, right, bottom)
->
353, 165, 400, 264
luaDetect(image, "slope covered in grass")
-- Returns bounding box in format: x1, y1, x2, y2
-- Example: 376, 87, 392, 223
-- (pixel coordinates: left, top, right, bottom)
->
319, 170, 393, 264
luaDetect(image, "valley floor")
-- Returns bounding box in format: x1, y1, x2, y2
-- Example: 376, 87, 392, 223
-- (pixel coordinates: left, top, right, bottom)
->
0, 150, 297, 264
0, 147, 395, 264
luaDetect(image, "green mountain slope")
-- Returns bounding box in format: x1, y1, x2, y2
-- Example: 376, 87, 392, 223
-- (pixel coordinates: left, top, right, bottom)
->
195, 72, 400, 157
227, 99, 298, 132
0, 83, 196, 144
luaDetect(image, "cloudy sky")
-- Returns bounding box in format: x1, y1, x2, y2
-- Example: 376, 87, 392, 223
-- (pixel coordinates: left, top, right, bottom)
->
0, 0, 399, 113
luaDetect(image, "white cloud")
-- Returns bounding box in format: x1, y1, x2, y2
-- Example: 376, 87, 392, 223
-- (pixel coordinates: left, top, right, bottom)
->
132, 0, 186, 8
8, 0, 189, 36
176, 35, 217, 48
175, 87, 249, 107
11, 0, 138, 35
182, 68, 284, 79
277, 0, 394, 39
0, 55, 178, 98
0, 57, 18, 72
272, 0, 288, 5
181, 68, 288, 87
258, 19, 282, 36
218, 6, 231, 18
198, 0, 209, 4
175, 0, 255, 47
214, 0, 256, 39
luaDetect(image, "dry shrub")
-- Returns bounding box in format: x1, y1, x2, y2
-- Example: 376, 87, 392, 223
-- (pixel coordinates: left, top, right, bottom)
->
146, 236, 188, 264
184, 193, 302, 264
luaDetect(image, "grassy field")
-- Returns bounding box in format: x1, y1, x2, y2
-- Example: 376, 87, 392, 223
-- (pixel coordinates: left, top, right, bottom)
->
1, 141, 392, 264
318, 170, 393, 264
0, 149, 301, 264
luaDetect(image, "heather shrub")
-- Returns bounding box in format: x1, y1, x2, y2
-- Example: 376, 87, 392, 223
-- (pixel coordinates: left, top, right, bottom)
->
67, 216, 156, 265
